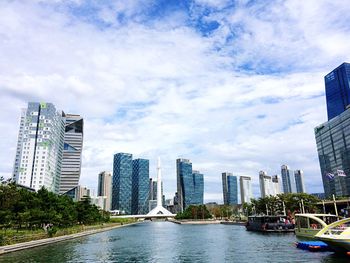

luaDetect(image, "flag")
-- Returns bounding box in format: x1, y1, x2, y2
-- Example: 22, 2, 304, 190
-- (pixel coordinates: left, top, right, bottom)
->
337, 169, 346, 177
325, 173, 334, 180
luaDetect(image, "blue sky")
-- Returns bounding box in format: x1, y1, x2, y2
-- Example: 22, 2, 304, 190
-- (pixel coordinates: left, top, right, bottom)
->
1, 0, 350, 202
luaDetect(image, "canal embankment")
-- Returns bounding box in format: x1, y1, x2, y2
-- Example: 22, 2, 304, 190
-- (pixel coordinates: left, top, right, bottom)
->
0, 221, 139, 255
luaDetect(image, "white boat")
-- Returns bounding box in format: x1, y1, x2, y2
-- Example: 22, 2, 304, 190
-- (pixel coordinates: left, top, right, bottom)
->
315, 217, 350, 253
295, 213, 341, 239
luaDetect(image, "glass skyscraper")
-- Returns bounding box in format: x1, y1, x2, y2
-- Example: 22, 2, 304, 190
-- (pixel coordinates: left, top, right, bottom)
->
176, 158, 204, 211
193, 170, 204, 205
132, 159, 149, 214
315, 108, 350, 197
112, 153, 133, 214
281, 165, 296, 193
294, 170, 306, 193
325, 63, 350, 120
222, 172, 238, 205
13, 102, 65, 193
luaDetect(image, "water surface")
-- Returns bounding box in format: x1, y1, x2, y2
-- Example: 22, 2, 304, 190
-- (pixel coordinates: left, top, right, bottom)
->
0, 222, 348, 262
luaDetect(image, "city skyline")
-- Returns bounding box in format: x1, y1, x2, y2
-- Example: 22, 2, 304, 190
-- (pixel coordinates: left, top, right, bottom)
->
1, 1, 350, 202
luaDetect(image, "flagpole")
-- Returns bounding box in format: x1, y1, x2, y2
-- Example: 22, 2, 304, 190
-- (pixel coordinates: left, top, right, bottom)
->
333, 194, 338, 216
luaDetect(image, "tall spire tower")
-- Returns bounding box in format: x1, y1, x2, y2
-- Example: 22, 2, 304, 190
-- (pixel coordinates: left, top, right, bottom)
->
147, 157, 174, 216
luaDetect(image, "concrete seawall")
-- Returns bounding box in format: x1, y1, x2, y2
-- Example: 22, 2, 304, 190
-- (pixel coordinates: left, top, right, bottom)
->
0, 223, 138, 255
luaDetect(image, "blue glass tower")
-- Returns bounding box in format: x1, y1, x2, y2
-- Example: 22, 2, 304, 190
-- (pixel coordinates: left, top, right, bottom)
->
222, 173, 238, 205
132, 159, 149, 214
112, 153, 132, 214
325, 62, 350, 120
176, 159, 204, 211
193, 171, 204, 205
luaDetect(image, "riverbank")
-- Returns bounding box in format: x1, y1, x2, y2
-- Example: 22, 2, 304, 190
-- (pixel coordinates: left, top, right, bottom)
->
0, 221, 138, 255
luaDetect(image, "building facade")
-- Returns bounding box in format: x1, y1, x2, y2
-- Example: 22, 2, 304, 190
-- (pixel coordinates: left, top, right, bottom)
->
325, 63, 350, 121
315, 108, 350, 197
176, 158, 204, 211
193, 170, 204, 205
281, 165, 295, 193
132, 159, 149, 214
63, 185, 90, 201
240, 176, 252, 204
112, 153, 133, 214
222, 172, 238, 205
13, 102, 65, 193
97, 171, 112, 211
259, 171, 273, 197
59, 113, 84, 194
294, 170, 306, 193
271, 175, 281, 196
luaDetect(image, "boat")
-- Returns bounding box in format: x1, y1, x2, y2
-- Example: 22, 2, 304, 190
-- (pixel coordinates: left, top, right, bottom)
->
295, 213, 342, 239
315, 217, 350, 253
245, 215, 294, 232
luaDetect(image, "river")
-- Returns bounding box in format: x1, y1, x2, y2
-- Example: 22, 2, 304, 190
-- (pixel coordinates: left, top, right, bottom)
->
0, 221, 349, 262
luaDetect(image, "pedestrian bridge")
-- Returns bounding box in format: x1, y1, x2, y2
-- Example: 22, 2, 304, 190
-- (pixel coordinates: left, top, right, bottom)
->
111, 213, 176, 219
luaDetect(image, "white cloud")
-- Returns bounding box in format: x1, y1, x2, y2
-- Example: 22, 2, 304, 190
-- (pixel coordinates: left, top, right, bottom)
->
0, 1, 349, 203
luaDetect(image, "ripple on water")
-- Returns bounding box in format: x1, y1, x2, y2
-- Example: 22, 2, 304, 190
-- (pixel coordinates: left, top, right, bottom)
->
1, 222, 350, 263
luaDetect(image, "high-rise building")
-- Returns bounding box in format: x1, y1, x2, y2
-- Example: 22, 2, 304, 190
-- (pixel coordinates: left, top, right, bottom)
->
176, 158, 204, 211
325, 63, 350, 120
112, 153, 133, 214
177, 158, 192, 212
294, 170, 306, 193
63, 185, 90, 201
12, 102, 65, 193
149, 178, 158, 201
240, 176, 252, 204
271, 175, 281, 196
59, 113, 84, 194
97, 171, 112, 211
315, 108, 350, 197
259, 171, 273, 197
222, 172, 238, 205
281, 165, 296, 193
132, 159, 149, 214
193, 170, 204, 205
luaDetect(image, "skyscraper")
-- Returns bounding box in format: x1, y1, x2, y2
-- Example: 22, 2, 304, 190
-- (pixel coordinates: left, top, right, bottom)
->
193, 170, 204, 205
132, 158, 149, 214
97, 171, 112, 211
325, 63, 350, 120
59, 113, 84, 194
222, 172, 238, 205
112, 153, 133, 214
281, 165, 296, 193
176, 158, 204, 211
271, 175, 281, 195
240, 176, 252, 204
13, 102, 65, 193
315, 109, 350, 197
294, 170, 306, 193
259, 171, 273, 197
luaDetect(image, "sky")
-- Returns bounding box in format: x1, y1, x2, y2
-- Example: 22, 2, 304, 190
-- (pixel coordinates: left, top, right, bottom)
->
1, 0, 350, 203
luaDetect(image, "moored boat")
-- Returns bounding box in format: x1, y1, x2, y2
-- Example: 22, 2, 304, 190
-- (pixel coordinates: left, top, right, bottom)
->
315, 217, 350, 253
295, 213, 341, 239
246, 215, 294, 232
